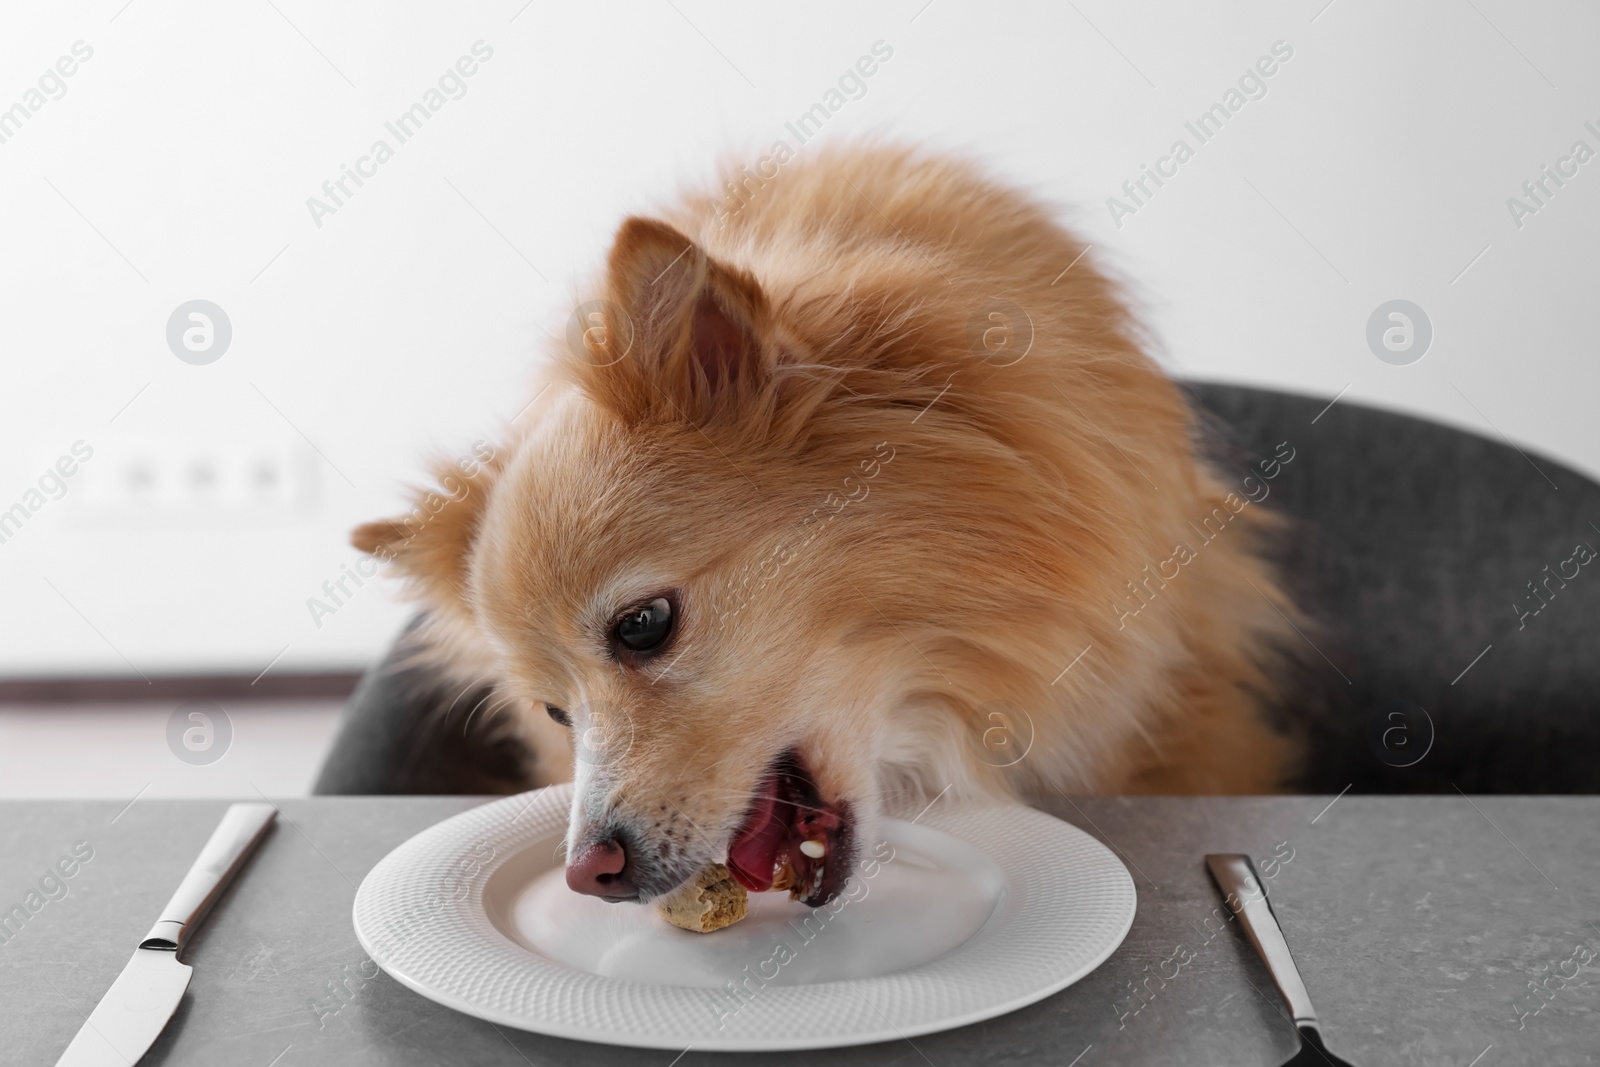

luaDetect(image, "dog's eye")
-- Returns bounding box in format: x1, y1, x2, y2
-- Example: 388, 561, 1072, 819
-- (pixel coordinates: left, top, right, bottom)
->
546, 705, 571, 727
615, 596, 674, 653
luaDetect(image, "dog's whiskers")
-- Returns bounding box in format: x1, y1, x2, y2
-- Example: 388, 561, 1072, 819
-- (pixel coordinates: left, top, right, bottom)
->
441, 674, 492, 724
459, 690, 498, 736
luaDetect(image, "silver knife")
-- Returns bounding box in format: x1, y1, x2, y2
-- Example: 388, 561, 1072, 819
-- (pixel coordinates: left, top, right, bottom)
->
55, 802, 277, 1067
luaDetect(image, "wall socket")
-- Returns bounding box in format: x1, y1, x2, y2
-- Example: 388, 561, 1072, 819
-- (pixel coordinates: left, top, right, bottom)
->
68, 436, 320, 524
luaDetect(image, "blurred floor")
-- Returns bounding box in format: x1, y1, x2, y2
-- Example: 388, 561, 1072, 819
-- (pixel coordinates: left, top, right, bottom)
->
0, 700, 341, 798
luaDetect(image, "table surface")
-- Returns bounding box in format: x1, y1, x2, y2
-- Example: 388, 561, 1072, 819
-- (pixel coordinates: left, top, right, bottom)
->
2, 794, 1596, 1067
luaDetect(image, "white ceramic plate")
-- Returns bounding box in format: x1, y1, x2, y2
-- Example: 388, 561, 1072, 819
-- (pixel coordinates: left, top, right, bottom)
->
352, 784, 1135, 1051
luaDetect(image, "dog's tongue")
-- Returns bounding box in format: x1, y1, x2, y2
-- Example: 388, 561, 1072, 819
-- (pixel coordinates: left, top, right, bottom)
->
727, 776, 789, 892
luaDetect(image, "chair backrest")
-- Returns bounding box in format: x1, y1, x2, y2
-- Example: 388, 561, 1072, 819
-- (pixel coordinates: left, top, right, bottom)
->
1188, 382, 1600, 793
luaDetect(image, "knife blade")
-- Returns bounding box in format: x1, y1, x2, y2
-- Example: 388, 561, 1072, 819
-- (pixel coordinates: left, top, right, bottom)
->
54, 802, 277, 1067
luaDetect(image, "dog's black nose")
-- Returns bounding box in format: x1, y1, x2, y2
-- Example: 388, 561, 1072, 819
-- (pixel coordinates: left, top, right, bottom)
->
566, 835, 637, 900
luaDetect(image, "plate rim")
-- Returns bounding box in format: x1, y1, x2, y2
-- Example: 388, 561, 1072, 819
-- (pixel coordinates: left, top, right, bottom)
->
353, 784, 1135, 1051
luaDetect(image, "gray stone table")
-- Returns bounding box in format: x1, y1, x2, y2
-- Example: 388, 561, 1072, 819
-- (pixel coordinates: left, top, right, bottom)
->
2, 796, 1596, 1066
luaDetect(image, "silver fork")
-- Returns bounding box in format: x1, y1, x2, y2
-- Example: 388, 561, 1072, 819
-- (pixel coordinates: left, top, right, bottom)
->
1206, 853, 1358, 1067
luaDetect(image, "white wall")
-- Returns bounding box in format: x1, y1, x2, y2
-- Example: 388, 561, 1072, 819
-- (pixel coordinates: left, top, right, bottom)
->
1, 0, 1595, 677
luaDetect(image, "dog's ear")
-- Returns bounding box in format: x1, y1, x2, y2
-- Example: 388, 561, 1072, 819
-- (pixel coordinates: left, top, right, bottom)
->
571, 216, 770, 422
350, 450, 500, 617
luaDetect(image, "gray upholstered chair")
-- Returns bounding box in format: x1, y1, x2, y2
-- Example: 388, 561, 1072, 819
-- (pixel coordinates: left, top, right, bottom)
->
315, 383, 1600, 796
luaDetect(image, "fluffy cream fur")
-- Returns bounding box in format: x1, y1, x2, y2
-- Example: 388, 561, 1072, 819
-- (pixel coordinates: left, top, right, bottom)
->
354, 144, 1301, 892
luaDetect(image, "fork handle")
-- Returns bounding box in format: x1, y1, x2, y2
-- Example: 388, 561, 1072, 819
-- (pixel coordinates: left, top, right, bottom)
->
1205, 853, 1319, 1028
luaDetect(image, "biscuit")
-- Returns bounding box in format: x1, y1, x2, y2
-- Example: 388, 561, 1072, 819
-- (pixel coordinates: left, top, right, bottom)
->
655, 863, 750, 933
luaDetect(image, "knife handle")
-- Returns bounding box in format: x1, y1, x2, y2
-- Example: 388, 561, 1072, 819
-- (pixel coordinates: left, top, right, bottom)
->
1205, 853, 1319, 1028
141, 803, 277, 953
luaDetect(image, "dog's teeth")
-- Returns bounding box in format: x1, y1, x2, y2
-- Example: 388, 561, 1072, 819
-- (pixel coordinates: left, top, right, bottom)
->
799, 838, 826, 859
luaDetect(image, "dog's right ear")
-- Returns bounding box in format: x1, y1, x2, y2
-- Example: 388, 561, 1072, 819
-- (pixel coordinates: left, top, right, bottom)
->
568, 216, 773, 424
350, 448, 501, 617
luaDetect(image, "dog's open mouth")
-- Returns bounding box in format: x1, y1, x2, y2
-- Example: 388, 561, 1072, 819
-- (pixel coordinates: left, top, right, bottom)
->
726, 749, 852, 907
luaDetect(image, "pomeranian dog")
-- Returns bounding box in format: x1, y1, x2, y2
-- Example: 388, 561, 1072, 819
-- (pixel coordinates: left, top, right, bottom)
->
353, 144, 1301, 906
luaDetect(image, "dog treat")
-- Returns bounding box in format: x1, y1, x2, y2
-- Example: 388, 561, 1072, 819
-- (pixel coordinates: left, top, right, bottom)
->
656, 863, 749, 933
770, 859, 795, 894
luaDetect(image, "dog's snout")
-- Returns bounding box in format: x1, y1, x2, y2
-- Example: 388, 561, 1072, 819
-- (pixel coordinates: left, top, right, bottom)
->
565, 834, 637, 901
